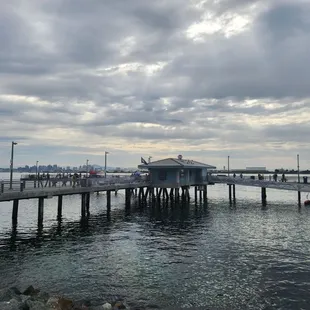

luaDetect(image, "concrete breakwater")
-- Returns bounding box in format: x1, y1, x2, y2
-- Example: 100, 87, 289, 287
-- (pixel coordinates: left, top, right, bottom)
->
0, 286, 130, 310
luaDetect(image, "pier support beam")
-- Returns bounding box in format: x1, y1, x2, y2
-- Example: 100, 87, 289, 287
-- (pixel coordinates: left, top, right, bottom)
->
81, 193, 86, 217
203, 185, 207, 201
298, 191, 301, 206
261, 187, 267, 205
38, 197, 44, 226
175, 188, 179, 200
232, 184, 236, 201
228, 184, 232, 202
86, 192, 90, 215
12, 199, 19, 226
194, 186, 197, 202
125, 189, 131, 208
107, 190, 111, 211
57, 195, 63, 219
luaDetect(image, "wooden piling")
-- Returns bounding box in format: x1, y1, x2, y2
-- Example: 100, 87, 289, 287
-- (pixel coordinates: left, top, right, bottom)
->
194, 186, 197, 202
261, 187, 267, 205
38, 197, 44, 225
203, 185, 207, 201
176, 188, 180, 200
86, 192, 90, 215
57, 195, 63, 219
186, 187, 190, 201
232, 184, 236, 201
229, 184, 232, 201
12, 199, 19, 225
298, 191, 301, 206
81, 193, 86, 217
125, 188, 131, 207
107, 190, 111, 210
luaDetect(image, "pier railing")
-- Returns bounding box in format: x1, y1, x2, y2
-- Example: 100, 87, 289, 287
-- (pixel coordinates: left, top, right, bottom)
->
209, 175, 310, 192
0, 175, 149, 195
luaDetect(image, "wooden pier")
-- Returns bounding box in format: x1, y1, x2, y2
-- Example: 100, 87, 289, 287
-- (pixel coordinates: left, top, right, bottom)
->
2, 170, 310, 229
212, 175, 310, 205
0, 175, 211, 228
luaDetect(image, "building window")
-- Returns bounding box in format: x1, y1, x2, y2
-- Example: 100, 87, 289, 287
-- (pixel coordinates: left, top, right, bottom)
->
158, 170, 167, 180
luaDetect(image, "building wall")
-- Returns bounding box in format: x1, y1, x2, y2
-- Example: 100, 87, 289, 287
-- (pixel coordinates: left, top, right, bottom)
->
149, 167, 209, 187
149, 168, 179, 188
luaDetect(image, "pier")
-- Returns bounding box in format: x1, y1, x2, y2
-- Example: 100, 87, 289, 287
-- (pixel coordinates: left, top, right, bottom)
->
212, 175, 310, 205
2, 156, 310, 229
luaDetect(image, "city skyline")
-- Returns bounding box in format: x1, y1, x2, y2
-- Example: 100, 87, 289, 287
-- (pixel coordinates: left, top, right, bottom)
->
1, 1, 310, 170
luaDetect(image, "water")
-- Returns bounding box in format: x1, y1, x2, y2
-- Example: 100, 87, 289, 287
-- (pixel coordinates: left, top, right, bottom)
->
1, 173, 310, 309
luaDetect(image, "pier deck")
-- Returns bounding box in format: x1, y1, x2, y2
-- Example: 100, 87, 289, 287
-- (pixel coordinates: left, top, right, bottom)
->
212, 176, 310, 192
0, 177, 149, 202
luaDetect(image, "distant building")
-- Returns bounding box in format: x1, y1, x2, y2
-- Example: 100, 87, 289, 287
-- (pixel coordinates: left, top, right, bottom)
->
138, 156, 216, 188
246, 167, 266, 171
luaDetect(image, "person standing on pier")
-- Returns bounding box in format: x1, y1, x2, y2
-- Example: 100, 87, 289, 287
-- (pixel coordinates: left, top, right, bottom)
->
281, 173, 286, 182
72, 174, 77, 188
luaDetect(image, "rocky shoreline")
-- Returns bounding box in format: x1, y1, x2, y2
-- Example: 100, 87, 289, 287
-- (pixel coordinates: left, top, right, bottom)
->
0, 285, 132, 310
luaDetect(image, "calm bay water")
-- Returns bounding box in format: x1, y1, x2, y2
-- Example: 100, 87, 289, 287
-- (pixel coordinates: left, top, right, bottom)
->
1, 173, 310, 309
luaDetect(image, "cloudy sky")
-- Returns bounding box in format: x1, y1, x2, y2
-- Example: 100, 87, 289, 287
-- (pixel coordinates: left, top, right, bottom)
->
0, 0, 310, 170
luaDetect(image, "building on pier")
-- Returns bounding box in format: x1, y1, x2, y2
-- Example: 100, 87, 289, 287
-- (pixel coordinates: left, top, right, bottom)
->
138, 156, 216, 188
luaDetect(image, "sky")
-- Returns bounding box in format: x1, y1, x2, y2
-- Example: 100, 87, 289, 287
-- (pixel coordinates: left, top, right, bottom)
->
0, 0, 310, 170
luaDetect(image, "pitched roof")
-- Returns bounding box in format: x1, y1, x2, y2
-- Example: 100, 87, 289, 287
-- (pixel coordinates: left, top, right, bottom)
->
138, 158, 216, 169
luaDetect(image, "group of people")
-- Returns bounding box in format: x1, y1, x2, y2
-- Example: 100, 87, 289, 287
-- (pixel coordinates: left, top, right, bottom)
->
272, 173, 287, 182
232, 172, 287, 182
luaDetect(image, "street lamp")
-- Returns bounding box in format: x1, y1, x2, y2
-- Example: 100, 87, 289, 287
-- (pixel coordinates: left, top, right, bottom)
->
227, 155, 230, 177
104, 151, 109, 178
36, 160, 39, 179
297, 154, 300, 183
9, 141, 18, 190
86, 159, 89, 177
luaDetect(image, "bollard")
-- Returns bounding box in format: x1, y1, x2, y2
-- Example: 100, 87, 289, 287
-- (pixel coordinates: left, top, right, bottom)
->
0, 182, 4, 194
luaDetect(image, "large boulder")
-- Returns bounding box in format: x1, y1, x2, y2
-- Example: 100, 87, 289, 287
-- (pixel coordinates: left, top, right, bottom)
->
0, 298, 23, 310
23, 286, 40, 297
26, 299, 48, 310
102, 303, 112, 310
0, 288, 22, 302
46, 296, 73, 310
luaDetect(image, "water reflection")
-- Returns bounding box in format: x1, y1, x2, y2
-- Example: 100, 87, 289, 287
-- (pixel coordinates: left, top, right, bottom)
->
0, 196, 310, 309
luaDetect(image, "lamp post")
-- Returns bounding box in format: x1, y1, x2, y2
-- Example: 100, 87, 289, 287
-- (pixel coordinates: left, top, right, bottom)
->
86, 159, 89, 177
104, 151, 109, 178
9, 141, 18, 190
36, 160, 39, 179
227, 155, 230, 177
297, 154, 300, 183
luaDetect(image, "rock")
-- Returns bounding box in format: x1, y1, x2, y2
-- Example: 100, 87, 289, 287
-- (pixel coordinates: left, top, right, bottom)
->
0, 298, 23, 310
36, 291, 50, 303
113, 301, 127, 309
102, 303, 112, 310
26, 299, 48, 310
72, 299, 91, 309
9, 287, 22, 296
46, 296, 73, 310
0, 288, 22, 302
58, 297, 74, 310
23, 286, 40, 297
